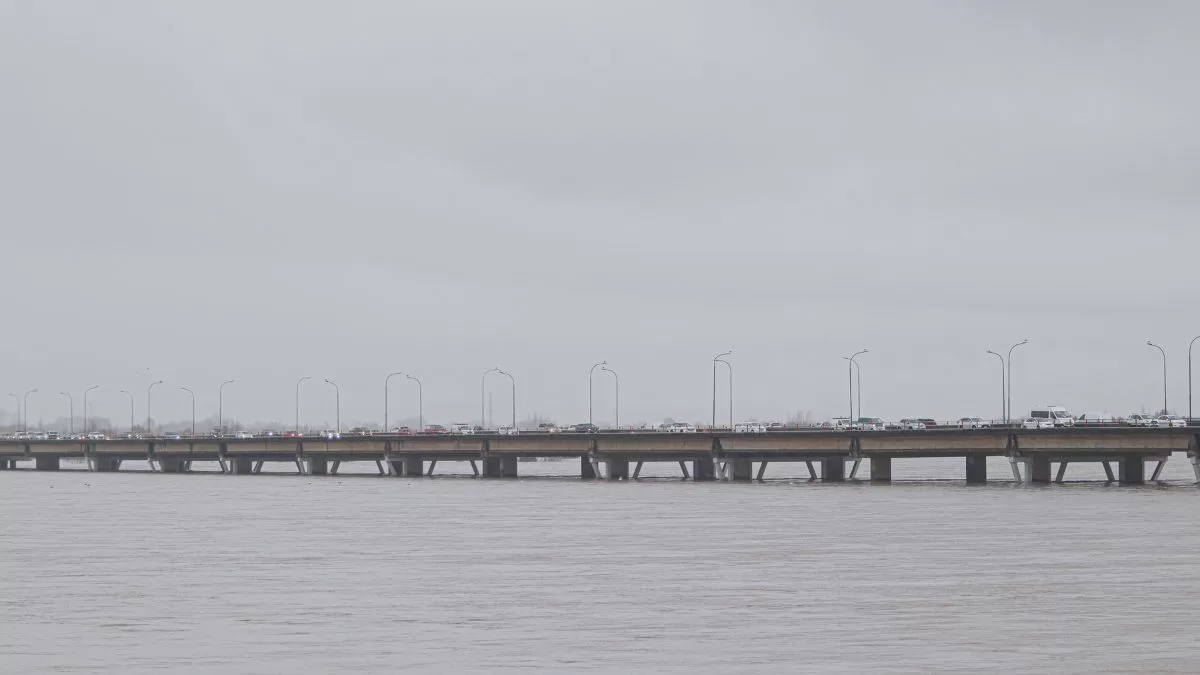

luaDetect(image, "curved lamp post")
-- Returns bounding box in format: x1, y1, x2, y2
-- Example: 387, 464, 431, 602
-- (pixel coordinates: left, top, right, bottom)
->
843, 350, 867, 423
497, 369, 516, 428
324, 379, 341, 435
295, 376, 311, 435
147, 380, 163, 436
481, 367, 500, 430
589, 361, 606, 426
1007, 339, 1028, 424
602, 365, 619, 430
1147, 341, 1167, 415
119, 390, 134, 434
23, 389, 37, 433
715, 358, 732, 429
406, 374, 423, 433
986, 350, 1005, 423
384, 371, 404, 433
179, 387, 196, 437
83, 385, 98, 434
1189, 335, 1199, 421
712, 350, 732, 429
218, 380, 235, 436
60, 392, 74, 435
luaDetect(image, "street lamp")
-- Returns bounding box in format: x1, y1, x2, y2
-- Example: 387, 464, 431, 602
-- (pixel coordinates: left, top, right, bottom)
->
83, 385, 98, 434
384, 371, 403, 433
1189, 335, 1199, 421
589, 361, 606, 426
715, 357, 732, 428
295, 376, 311, 435
7, 393, 19, 434
1147, 341, 1167, 415
147, 380, 163, 436
843, 350, 867, 423
986, 350, 1005, 423
1007, 339, 1028, 424
712, 350, 732, 429
602, 366, 619, 429
119, 390, 134, 434
60, 392, 74, 435
406, 374, 423, 433
497, 369, 516, 429
324, 379, 341, 434
218, 380, 235, 436
22, 389, 37, 433
481, 367, 500, 430
180, 387, 195, 437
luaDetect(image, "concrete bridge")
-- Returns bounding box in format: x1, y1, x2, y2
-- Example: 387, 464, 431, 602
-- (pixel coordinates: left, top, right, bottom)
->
1, 428, 1197, 485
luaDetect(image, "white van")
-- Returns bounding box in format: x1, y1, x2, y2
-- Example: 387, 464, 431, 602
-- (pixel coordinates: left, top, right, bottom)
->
1030, 406, 1075, 427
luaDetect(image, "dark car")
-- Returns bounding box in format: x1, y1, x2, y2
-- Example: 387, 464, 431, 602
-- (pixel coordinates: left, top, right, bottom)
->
569, 423, 599, 434
918, 418, 938, 429
423, 424, 448, 434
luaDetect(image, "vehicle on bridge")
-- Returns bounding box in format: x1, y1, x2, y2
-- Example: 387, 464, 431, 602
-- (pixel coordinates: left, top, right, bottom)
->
1127, 413, 1155, 427
568, 423, 599, 433
856, 417, 885, 431
1030, 406, 1075, 427
450, 424, 474, 435
832, 418, 853, 430
667, 422, 698, 433
497, 425, 519, 435
734, 422, 767, 433
321, 429, 341, 440
1022, 417, 1055, 429
424, 424, 448, 434
1076, 413, 1117, 425
1156, 415, 1187, 428
898, 419, 927, 430
957, 417, 989, 429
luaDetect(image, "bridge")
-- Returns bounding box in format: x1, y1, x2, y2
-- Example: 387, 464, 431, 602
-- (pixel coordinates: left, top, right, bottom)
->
2, 427, 1198, 484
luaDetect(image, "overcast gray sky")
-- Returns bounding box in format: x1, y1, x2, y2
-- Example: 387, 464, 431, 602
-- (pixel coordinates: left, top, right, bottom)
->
2, 1, 1198, 429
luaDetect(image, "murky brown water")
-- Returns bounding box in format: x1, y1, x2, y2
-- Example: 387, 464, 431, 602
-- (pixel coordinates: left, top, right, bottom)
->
2, 457, 1198, 673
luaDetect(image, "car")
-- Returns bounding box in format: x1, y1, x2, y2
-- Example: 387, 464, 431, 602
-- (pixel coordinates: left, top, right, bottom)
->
450, 424, 474, 435
424, 424, 448, 434
391, 426, 412, 435
497, 425, 519, 435
917, 418, 939, 429
258, 430, 278, 438
831, 417, 853, 430
1155, 415, 1187, 428
235, 431, 253, 439
568, 423, 599, 434
1076, 413, 1116, 425
766, 422, 785, 431
321, 429, 341, 440
1126, 414, 1155, 427
857, 417, 885, 431
667, 422, 697, 433
733, 422, 767, 433
1030, 406, 1075, 427
537, 423, 560, 433
957, 417, 987, 429
898, 419, 927, 430
1022, 417, 1055, 429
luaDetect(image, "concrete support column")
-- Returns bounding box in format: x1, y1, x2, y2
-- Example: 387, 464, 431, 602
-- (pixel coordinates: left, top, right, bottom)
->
501, 456, 518, 478
94, 457, 120, 472
1025, 456, 1051, 483
403, 456, 424, 477
307, 458, 328, 475
870, 456, 892, 482
1118, 455, 1145, 484
1191, 455, 1200, 484
580, 456, 597, 479
35, 456, 60, 471
481, 457, 502, 478
0, 459, 13, 470
159, 457, 186, 473
965, 454, 987, 484
822, 457, 845, 481
729, 458, 752, 481
606, 458, 629, 480
692, 457, 716, 481
229, 457, 254, 475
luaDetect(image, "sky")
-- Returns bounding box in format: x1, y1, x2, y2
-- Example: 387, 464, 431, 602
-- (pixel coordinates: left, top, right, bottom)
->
1, 1, 1198, 430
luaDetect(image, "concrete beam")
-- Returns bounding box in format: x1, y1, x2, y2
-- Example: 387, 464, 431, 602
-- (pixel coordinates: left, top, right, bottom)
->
965, 454, 987, 484
1119, 456, 1145, 484
692, 457, 716, 481
729, 458, 752, 481
307, 458, 328, 475
229, 457, 253, 475
1025, 457, 1051, 483
580, 456, 597, 479
606, 458, 629, 480
481, 457, 502, 478
501, 456, 518, 478
870, 456, 892, 482
822, 458, 845, 481
756, 461, 768, 481
403, 456, 424, 477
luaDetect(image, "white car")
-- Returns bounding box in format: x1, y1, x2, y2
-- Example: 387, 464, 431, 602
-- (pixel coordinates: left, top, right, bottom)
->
898, 419, 927, 430
857, 418, 885, 431
733, 422, 767, 433
668, 422, 698, 433
497, 425, 519, 435
831, 418, 854, 430
1155, 415, 1187, 428
1022, 417, 1054, 430
957, 417, 987, 429
1127, 414, 1155, 427
450, 424, 475, 435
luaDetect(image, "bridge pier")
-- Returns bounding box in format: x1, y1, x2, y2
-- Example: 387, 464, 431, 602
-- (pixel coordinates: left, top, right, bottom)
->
1118, 456, 1144, 484
228, 457, 253, 475
870, 456, 892, 482
1023, 457, 1051, 483
306, 458, 328, 475
822, 458, 845, 481
159, 457, 187, 473
606, 458, 629, 480
93, 457, 120, 472
402, 456, 424, 477
727, 458, 752, 481
481, 457, 518, 478
35, 456, 60, 471
0, 459, 13, 470
692, 457, 716, 481
965, 454, 987, 484
580, 456, 596, 479
1191, 455, 1200, 484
